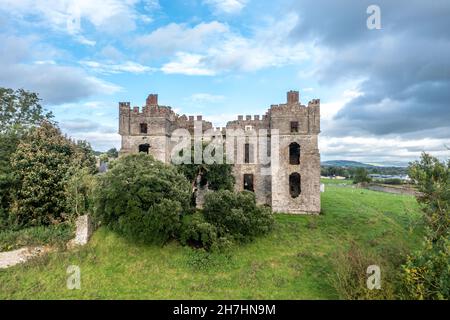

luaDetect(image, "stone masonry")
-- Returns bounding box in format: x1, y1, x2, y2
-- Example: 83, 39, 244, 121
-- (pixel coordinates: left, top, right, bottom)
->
119, 90, 321, 214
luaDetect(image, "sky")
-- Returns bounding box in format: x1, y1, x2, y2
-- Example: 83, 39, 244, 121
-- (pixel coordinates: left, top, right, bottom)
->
0, 0, 449, 165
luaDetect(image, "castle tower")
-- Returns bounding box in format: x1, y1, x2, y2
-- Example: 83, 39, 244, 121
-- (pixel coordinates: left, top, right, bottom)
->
118, 93, 171, 162
269, 91, 321, 214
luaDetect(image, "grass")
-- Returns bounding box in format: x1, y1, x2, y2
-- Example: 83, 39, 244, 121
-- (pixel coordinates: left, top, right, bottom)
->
0, 182, 424, 299
0, 222, 74, 252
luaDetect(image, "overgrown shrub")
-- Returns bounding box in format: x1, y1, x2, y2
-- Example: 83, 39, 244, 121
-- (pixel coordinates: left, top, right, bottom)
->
330, 242, 397, 300
401, 153, 450, 299
203, 190, 274, 243
94, 153, 191, 245
0, 222, 74, 251
180, 213, 233, 252
402, 235, 450, 299
381, 178, 403, 185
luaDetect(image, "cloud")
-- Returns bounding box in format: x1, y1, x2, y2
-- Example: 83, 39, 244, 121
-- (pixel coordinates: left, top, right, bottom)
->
156, 14, 309, 75
0, 0, 146, 42
80, 60, 156, 74
203, 0, 248, 14
161, 52, 216, 76
187, 93, 225, 104
0, 35, 121, 104
319, 135, 450, 164
135, 21, 229, 56
60, 118, 107, 132
289, 0, 450, 138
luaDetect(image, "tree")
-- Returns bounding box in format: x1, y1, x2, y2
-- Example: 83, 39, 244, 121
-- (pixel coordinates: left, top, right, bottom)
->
106, 148, 119, 158
0, 88, 53, 133
177, 143, 235, 193
94, 154, 192, 245
10, 122, 75, 226
408, 153, 449, 241
0, 88, 53, 224
353, 168, 371, 184
402, 153, 450, 299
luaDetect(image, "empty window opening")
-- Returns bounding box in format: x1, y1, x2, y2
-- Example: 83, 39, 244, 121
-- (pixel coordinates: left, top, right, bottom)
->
243, 174, 254, 192
291, 121, 299, 133
289, 172, 301, 198
140, 123, 148, 134
138, 143, 150, 154
244, 143, 252, 164
289, 142, 300, 165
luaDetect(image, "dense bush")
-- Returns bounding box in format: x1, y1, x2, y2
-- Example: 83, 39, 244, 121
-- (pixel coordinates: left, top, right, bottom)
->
401, 153, 450, 299
180, 213, 233, 252
403, 236, 450, 299
94, 154, 191, 245
381, 178, 403, 185
203, 190, 274, 243
0, 222, 74, 251
331, 242, 397, 300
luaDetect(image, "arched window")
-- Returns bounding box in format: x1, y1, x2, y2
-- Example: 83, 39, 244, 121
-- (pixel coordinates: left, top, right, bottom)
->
289, 142, 300, 165
289, 172, 301, 198
138, 143, 150, 154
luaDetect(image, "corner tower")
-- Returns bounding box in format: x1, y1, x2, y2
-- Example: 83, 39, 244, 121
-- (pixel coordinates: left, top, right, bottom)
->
269, 91, 321, 214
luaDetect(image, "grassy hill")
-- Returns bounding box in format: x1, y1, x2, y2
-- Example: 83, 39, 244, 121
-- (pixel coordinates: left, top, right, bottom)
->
321, 160, 375, 168
0, 180, 424, 299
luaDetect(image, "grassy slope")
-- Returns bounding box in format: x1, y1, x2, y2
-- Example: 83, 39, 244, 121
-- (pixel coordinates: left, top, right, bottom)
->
0, 181, 424, 299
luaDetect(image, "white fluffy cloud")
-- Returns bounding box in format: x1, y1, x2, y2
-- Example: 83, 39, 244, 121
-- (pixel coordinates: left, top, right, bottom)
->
203, 0, 248, 14
0, 0, 145, 40
0, 35, 121, 104
135, 21, 229, 56
161, 53, 216, 76
154, 14, 309, 75
80, 60, 156, 74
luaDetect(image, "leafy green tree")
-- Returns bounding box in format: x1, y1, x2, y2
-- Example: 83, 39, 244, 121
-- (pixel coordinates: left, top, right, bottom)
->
402, 153, 450, 299
10, 122, 75, 226
177, 143, 235, 193
106, 148, 119, 158
65, 167, 97, 217
0, 88, 53, 225
73, 140, 97, 174
94, 154, 192, 245
0, 88, 53, 133
353, 168, 372, 184
408, 153, 449, 241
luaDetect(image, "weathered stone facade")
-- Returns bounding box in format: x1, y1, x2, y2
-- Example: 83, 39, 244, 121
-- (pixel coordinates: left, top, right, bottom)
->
119, 91, 321, 214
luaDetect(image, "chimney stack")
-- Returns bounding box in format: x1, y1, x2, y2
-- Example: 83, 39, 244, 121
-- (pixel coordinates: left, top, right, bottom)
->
287, 90, 299, 104
146, 94, 158, 106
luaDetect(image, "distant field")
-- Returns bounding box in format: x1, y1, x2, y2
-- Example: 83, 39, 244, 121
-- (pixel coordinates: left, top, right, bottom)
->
0, 181, 424, 299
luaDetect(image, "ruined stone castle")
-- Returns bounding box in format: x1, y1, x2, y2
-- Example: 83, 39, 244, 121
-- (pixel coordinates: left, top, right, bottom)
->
119, 90, 321, 214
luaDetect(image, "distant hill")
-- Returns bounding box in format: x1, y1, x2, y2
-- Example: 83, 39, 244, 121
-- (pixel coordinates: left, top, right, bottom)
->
321, 160, 375, 168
